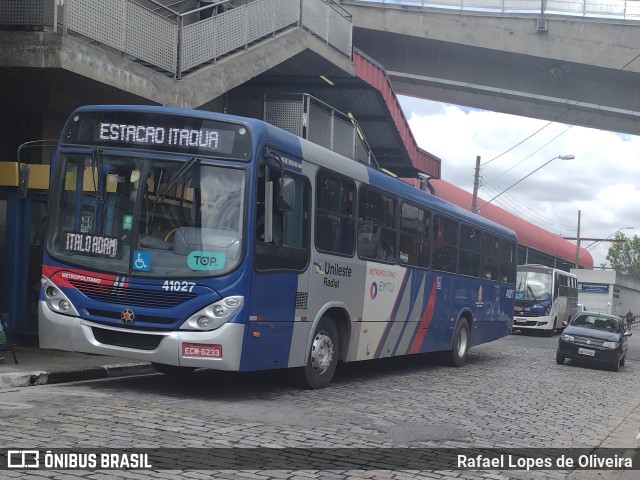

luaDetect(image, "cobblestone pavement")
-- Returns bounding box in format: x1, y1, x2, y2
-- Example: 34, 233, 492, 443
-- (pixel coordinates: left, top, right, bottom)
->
0, 338, 638, 480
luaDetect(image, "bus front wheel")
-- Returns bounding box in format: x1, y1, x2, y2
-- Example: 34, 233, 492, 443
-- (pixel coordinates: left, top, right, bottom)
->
445, 319, 470, 367
295, 317, 339, 389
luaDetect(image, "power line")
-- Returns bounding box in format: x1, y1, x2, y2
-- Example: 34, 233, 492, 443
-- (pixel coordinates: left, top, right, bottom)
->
483, 124, 574, 183
481, 50, 640, 167
477, 182, 576, 232
478, 166, 577, 231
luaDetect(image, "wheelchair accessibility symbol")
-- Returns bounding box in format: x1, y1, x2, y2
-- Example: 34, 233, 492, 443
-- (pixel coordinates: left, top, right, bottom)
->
133, 251, 150, 271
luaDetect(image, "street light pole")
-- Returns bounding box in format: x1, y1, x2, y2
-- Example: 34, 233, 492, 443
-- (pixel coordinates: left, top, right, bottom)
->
575, 210, 581, 267
475, 154, 575, 212
471, 155, 481, 213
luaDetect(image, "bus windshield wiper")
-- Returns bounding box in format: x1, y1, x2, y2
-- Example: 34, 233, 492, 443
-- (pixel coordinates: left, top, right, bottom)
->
154, 156, 199, 205
527, 285, 537, 301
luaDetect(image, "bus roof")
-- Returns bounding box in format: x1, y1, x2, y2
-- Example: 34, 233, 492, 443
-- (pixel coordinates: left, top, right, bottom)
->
518, 264, 577, 276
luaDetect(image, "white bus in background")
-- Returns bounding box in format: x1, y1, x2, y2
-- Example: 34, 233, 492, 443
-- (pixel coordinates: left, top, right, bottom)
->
513, 264, 578, 335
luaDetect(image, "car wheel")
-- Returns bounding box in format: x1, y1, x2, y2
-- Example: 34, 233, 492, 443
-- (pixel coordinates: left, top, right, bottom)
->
611, 356, 620, 372
444, 319, 470, 367
620, 354, 626, 367
294, 316, 339, 389
555, 351, 565, 365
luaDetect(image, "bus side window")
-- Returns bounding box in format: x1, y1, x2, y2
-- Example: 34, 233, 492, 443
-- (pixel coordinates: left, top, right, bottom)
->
315, 171, 355, 256
399, 202, 430, 268
254, 163, 309, 271
432, 215, 458, 273
357, 185, 396, 263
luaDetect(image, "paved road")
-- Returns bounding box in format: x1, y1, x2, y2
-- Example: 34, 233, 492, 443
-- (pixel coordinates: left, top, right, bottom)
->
1, 331, 639, 479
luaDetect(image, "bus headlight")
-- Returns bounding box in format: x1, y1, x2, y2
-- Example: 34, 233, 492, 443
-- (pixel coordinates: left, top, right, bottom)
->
41, 275, 80, 316
180, 296, 244, 331
197, 316, 210, 328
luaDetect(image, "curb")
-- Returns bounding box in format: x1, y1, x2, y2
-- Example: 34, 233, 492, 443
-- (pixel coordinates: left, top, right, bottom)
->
0, 363, 156, 388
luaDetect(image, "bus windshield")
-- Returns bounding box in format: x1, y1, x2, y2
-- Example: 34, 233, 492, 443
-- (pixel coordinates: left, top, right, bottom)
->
47, 152, 246, 278
515, 271, 552, 301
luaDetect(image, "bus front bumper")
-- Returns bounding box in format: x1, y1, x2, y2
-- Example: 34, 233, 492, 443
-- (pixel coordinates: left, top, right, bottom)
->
38, 301, 244, 370
512, 316, 553, 331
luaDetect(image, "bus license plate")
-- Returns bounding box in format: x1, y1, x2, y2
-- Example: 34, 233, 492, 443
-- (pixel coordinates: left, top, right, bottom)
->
182, 343, 222, 358
578, 347, 595, 357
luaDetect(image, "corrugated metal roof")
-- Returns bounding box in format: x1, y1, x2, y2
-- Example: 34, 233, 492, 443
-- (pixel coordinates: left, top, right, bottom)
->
353, 50, 441, 178
429, 178, 594, 268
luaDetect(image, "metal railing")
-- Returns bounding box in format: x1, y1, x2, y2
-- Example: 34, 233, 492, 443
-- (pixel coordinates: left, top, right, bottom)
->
342, 0, 640, 20
0, 0, 352, 77
227, 92, 378, 166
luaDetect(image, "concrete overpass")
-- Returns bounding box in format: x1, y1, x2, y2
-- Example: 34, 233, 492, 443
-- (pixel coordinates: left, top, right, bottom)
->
343, 0, 640, 135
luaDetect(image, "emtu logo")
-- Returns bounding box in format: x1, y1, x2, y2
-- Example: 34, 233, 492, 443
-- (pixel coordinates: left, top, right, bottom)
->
370, 282, 378, 299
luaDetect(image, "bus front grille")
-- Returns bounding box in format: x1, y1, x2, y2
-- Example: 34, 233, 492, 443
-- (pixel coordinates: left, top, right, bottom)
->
86, 309, 176, 324
70, 280, 196, 308
92, 327, 163, 350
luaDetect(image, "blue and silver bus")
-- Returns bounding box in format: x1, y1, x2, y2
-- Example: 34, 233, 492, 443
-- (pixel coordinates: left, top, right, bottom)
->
39, 105, 517, 388
513, 264, 578, 335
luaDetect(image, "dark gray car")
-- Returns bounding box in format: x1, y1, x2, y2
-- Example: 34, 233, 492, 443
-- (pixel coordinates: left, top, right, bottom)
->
556, 312, 631, 371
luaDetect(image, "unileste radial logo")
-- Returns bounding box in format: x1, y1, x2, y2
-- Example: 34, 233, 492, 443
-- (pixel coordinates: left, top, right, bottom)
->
314, 261, 352, 289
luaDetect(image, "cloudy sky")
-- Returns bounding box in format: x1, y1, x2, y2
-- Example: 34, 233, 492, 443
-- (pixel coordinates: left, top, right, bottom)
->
398, 96, 640, 268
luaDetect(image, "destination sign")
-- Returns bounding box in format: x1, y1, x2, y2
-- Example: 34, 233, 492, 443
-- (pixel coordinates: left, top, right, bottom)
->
98, 123, 222, 149
61, 110, 252, 160
64, 231, 119, 258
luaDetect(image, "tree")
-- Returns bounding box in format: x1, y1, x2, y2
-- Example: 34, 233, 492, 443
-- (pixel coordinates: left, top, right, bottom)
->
606, 232, 640, 278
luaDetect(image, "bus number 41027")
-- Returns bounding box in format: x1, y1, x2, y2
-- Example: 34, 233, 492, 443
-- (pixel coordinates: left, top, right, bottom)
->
162, 281, 196, 292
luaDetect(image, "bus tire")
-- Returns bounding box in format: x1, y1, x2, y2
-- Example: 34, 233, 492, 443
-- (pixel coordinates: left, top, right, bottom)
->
152, 363, 196, 378
445, 319, 469, 367
294, 317, 339, 389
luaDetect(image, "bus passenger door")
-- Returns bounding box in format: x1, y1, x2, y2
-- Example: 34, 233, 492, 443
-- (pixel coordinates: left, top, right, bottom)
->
246, 164, 311, 371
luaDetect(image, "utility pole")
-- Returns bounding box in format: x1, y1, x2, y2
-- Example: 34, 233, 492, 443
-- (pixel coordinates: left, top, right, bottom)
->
471, 155, 480, 213
575, 210, 581, 267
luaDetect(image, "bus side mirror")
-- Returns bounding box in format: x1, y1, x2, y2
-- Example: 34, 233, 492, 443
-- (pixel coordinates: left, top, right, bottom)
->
278, 177, 295, 212
18, 164, 31, 199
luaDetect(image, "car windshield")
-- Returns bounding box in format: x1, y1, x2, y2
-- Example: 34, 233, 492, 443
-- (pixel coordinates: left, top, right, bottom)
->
47, 152, 246, 278
572, 315, 619, 332
515, 271, 552, 301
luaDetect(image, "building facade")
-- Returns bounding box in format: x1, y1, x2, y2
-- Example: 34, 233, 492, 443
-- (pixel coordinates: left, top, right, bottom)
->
572, 268, 640, 318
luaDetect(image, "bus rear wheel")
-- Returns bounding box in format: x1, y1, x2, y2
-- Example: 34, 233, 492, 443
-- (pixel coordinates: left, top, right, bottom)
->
294, 317, 339, 389
444, 319, 470, 367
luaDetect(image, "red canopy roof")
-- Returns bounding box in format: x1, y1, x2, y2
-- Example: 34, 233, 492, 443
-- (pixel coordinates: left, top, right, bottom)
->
429, 179, 593, 268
